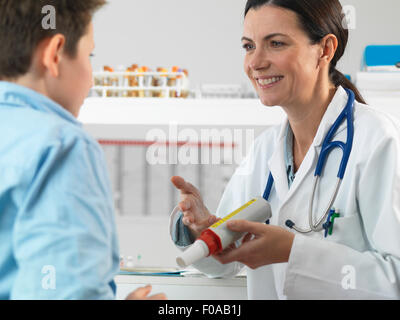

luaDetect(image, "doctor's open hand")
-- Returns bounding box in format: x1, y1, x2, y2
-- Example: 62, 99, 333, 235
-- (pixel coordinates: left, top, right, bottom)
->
171, 176, 219, 238
214, 220, 295, 269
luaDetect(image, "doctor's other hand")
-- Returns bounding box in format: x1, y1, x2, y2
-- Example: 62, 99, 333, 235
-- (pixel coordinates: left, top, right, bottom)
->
171, 176, 218, 238
213, 220, 295, 269
125, 285, 167, 300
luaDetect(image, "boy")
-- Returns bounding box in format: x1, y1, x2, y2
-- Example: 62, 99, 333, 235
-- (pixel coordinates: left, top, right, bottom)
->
0, 0, 164, 300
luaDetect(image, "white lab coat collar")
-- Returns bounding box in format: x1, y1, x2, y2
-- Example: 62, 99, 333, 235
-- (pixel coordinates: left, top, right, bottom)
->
267, 86, 350, 204
268, 124, 289, 202
312, 86, 349, 147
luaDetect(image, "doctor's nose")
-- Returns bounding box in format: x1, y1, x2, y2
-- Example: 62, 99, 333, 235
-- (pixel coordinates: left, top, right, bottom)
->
246, 49, 271, 72
245, 54, 271, 75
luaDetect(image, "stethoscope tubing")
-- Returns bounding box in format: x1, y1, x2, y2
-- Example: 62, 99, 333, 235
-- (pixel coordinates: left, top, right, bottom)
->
264, 88, 355, 234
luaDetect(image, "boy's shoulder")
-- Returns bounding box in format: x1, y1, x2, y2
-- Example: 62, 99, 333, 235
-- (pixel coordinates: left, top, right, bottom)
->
0, 104, 100, 156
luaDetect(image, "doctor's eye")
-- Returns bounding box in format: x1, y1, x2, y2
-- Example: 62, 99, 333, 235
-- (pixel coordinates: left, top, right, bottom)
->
242, 43, 255, 52
90, 53, 95, 58
271, 41, 285, 48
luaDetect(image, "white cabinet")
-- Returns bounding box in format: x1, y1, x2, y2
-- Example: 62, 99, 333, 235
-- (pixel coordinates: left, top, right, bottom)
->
115, 275, 247, 300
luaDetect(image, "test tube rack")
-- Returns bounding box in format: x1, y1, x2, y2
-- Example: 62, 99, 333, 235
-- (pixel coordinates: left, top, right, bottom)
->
92, 71, 189, 98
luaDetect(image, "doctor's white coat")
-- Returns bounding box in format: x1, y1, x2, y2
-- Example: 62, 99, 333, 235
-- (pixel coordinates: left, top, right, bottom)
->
171, 86, 400, 300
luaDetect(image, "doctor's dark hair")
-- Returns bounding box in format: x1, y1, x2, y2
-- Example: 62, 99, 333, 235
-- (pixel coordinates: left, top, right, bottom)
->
244, 0, 366, 104
0, 0, 106, 80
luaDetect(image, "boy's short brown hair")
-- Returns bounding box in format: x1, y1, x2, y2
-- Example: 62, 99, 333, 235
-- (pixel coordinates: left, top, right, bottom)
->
0, 0, 106, 80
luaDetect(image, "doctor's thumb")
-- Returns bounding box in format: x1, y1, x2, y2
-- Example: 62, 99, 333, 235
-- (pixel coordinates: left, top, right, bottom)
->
170, 176, 184, 189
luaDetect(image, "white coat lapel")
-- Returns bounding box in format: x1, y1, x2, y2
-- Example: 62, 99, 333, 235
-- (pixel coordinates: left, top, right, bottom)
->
267, 119, 290, 202
312, 86, 349, 149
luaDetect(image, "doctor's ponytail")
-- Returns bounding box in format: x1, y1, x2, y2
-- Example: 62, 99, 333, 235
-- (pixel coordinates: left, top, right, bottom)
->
330, 67, 366, 104
245, 0, 367, 104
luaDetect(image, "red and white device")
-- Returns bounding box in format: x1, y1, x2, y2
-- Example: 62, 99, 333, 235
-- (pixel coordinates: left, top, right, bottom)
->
176, 197, 272, 268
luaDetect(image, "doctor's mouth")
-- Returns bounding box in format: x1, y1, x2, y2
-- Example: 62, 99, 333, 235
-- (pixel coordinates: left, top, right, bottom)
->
255, 75, 285, 89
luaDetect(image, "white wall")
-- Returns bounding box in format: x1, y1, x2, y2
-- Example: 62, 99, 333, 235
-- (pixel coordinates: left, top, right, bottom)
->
92, 0, 400, 89
92, 0, 248, 89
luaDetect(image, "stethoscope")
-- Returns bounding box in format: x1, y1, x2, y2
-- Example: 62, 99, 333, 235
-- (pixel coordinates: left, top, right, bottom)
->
263, 88, 355, 235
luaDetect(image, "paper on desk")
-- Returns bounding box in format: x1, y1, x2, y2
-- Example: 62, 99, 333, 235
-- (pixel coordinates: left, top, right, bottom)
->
119, 267, 183, 277
118, 266, 247, 278
180, 268, 247, 278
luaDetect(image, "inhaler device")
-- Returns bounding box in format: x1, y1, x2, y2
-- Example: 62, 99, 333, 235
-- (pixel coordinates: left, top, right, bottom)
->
176, 197, 272, 268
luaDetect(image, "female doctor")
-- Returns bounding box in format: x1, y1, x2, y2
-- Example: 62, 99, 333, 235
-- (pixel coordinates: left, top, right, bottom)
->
170, 0, 400, 299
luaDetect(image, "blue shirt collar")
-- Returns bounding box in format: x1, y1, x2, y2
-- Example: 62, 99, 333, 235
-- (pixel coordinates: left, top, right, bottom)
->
0, 81, 81, 126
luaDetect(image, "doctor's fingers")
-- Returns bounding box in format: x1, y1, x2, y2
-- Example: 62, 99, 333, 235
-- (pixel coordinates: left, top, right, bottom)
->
178, 195, 208, 216
215, 240, 263, 269
242, 232, 254, 244
226, 219, 267, 236
182, 212, 218, 226
212, 243, 236, 263
178, 196, 194, 212
214, 243, 249, 266
171, 176, 201, 197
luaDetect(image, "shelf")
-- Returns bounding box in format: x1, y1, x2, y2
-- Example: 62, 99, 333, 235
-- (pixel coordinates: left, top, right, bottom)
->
79, 98, 286, 126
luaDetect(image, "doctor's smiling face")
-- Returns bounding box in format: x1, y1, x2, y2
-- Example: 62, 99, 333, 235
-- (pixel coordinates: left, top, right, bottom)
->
242, 5, 326, 108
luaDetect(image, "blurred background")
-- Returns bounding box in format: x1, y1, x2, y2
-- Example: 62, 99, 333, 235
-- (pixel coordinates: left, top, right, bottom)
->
78, 0, 400, 271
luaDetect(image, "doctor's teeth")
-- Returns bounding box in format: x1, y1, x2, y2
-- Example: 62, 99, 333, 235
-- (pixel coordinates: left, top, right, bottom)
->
258, 77, 283, 86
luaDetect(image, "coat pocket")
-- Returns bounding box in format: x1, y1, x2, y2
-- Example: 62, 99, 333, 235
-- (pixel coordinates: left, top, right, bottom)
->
327, 214, 369, 251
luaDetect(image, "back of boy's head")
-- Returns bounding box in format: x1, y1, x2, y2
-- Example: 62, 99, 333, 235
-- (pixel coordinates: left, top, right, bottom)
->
0, 0, 106, 80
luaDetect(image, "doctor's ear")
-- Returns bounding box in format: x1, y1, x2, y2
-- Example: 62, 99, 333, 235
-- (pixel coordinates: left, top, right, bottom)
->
317, 34, 338, 68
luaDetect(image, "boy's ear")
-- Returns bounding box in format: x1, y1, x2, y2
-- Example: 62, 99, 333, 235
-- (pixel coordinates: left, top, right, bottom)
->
42, 34, 66, 78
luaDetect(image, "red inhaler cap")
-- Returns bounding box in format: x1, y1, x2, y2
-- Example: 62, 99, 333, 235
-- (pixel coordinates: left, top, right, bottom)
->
199, 229, 223, 255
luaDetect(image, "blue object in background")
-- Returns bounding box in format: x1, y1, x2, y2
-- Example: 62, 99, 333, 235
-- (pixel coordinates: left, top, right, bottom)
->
364, 45, 400, 67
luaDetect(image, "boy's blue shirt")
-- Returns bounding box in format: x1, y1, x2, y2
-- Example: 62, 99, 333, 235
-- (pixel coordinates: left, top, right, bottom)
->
0, 81, 119, 299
